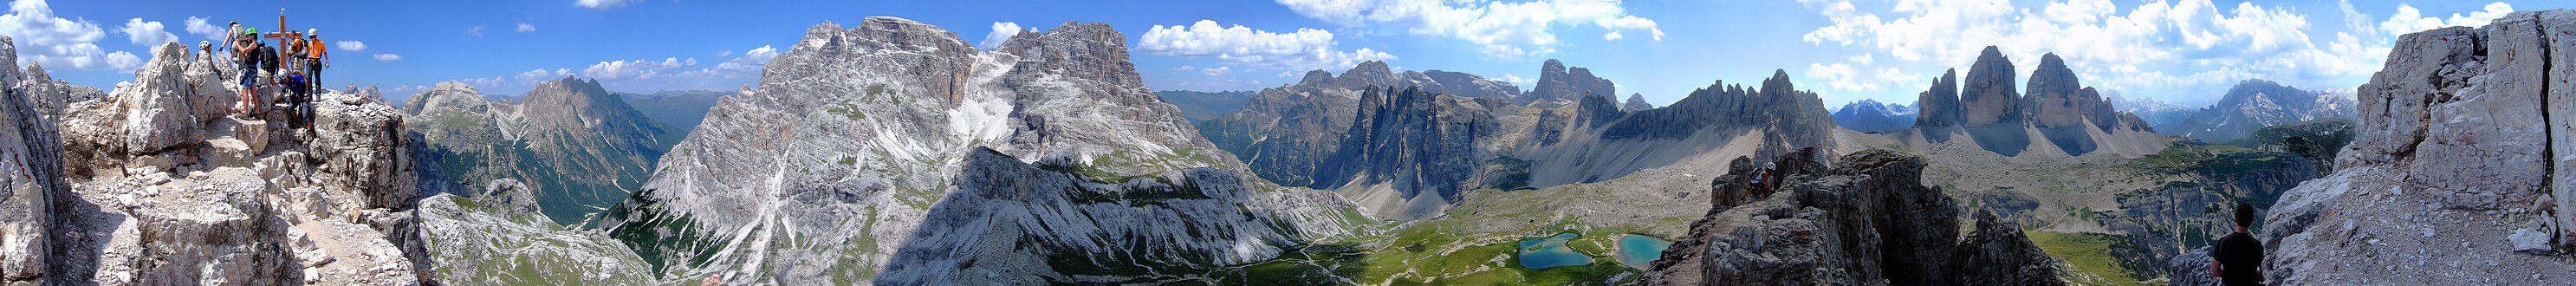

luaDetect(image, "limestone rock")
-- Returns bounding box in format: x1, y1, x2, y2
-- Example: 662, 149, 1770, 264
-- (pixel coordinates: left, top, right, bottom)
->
1914, 68, 1963, 128
1958, 46, 2021, 127
1527, 59, 1617, 103
0, 35, 68, 285
1645, 149, 2060, 286
605, 17, 1361, 284
2265, 10, 2576, 285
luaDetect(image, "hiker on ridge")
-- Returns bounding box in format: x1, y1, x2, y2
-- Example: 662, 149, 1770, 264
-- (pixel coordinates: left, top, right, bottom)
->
2210, 204, 2267, 286
304, 29, 328, 89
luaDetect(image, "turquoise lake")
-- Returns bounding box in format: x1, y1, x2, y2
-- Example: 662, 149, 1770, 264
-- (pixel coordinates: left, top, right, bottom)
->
1515, 232, 1590, 269
1613, 234, 1673, 269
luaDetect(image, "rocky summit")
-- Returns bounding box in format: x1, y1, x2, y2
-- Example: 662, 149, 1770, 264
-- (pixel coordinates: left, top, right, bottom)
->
1644, 148, 2061, 285
2254, 10, 2576, 284
2, 37, 437, 284
1527, 59, 1618, 103
599, 17, 1365, 284
1901, 46, 2164, 158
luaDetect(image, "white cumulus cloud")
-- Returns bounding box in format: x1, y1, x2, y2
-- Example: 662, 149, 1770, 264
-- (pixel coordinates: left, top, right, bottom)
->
1201, 66, 1232, 77
117, 18, 173, 45
0, 0, 137, 70
516, 23, 536, 33
335, 41, 366, 52
182, 16, 225, 42
373, 54, 402, 62
1790, 0, 2516, 105
584, 57, 696, 81
978, 22, 1022, 49
576, 0, 630, 10
1275, 0, 1664, 60
1138, 19, 1395, 73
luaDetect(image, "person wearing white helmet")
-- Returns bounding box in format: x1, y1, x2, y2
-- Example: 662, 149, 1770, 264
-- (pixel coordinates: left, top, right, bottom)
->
304, 29, 327, 92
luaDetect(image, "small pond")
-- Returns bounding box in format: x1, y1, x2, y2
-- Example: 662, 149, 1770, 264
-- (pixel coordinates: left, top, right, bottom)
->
1515, 232, 1591, 270
1613, 234, 1673, 269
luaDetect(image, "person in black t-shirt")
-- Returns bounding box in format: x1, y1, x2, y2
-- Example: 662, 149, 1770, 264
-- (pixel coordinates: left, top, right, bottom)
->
2210, 203, 2266, 285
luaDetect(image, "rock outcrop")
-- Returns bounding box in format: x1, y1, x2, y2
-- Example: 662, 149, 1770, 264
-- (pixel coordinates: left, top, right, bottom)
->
1526, 59, 1616, 103
1958, 47, 2022, 127
1643, 149, 2061, 285
27, 40, 433, 284
1901, 47, 2165, 157
2164, 79, 2359, 143
603, 17, 1364, 284
1308, 87, 1507, 219
1915, 68, 1963, 128
0, 36, 68, 286
1198, 61, 1519, 186
2260, 10, 2576, 284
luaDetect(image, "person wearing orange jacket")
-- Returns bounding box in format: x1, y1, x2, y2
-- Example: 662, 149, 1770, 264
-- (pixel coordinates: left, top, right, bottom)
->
304, 29, 328, 91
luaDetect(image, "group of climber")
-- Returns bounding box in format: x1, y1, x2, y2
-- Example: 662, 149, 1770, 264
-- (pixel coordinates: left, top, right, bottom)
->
208, 20, 328, 133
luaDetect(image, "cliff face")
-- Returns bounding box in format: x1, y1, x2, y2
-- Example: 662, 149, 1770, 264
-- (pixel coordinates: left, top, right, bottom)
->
1307, 87, 1504, 219
606, 17, 1364, 284
2257, 10, 2576, 284
1198, 61, 1520, 187
1644, 149, 2060, 285
1902, 47, 2164, 157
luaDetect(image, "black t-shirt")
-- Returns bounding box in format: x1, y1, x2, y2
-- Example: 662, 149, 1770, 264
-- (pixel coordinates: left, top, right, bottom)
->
2211, 231, 2265, 286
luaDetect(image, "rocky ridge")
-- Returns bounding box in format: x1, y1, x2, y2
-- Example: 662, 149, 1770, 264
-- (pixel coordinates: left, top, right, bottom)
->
3, 38, 437, 284
1643, 148, 2062, 285
602, 17, 1366, 284
1904, 46, 2164, 158
2255, 10, 2576, 284
1199, 61, 1521, 186
1527, 59, 1616, 103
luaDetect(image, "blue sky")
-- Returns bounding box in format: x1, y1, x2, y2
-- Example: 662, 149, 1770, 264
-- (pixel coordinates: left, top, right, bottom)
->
10, 0, 2567, 107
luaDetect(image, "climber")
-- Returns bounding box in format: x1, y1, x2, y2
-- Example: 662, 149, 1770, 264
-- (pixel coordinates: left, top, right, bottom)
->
284, 29, 308, 77
304, 29, 327, 89
232, 29, 263, 117
282, 70, 310, 130
196, 41, 220, 75
1752, 162, 1777, 194
2209, 204, 2265, 286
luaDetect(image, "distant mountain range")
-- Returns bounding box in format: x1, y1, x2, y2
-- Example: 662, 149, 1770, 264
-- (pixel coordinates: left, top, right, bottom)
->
1204, 57, 1835, 219
1831, 99, 1917, 133
401, 78, 684, 225
2161, 79, 2357, 143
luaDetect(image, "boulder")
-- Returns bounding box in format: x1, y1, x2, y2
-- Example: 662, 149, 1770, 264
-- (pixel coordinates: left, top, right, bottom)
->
1646, 148, 2059, 285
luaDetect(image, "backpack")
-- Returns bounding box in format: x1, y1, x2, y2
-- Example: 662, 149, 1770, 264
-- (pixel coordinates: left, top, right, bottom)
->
256, 45, 279, 71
